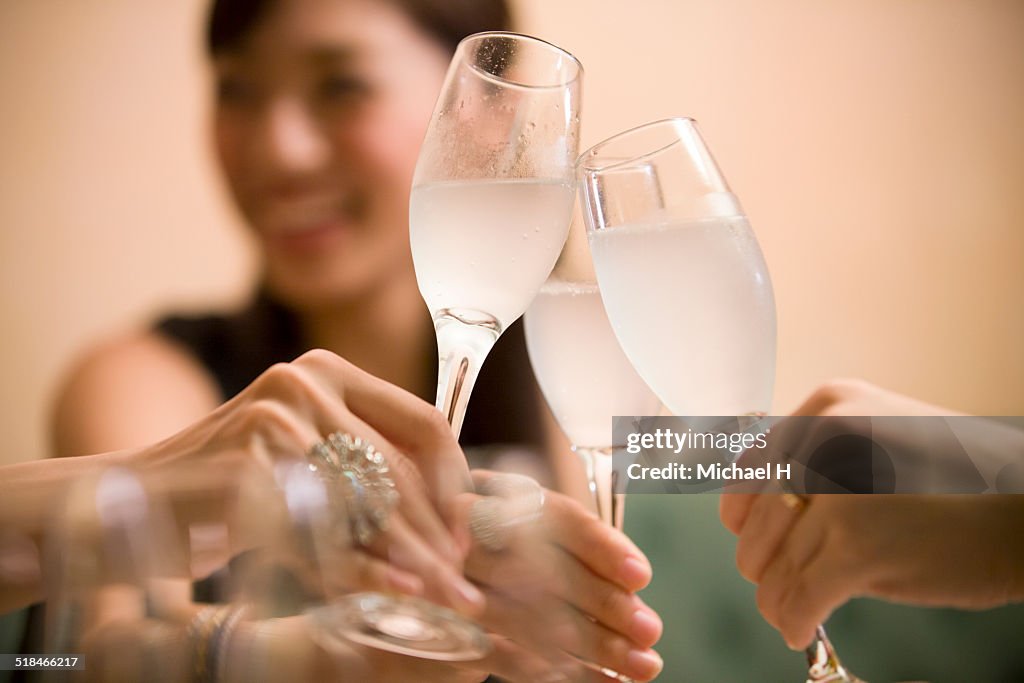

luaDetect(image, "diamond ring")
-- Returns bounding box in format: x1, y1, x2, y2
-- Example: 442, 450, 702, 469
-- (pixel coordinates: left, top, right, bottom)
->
307, 432, 400, 547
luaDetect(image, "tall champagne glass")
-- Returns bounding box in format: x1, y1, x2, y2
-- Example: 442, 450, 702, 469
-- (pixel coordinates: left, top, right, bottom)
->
308, 32, 582, 664
524, 243, 662, 682
411, 32, 581, 437
523, 218, 661, 530
578, 117, 863, 683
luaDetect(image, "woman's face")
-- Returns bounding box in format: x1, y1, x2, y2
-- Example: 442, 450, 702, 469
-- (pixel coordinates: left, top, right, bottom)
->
213, 0, 450, 309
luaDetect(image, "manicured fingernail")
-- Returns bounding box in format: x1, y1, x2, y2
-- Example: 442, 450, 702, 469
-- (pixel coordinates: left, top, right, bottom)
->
621, 556, 652, 587
626, 648, 663, 678
451, 578, 485, 612
387, 568, 423, 595
630, 608, 663, 645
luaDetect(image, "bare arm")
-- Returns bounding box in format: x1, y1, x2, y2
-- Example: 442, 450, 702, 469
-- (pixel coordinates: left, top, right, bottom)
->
51, 332, 223, 457
7, 349, 475, 611
0, 450, 128, 612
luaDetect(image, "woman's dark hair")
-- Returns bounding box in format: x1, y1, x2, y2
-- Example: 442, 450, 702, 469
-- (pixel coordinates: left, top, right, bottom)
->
206, 0, 513, 56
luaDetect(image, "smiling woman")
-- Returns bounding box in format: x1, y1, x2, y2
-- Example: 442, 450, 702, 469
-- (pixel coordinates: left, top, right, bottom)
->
36, 0, 583, 678
47, 0, 566, 629
52, 0, 557, 461
209, 0, 450, 311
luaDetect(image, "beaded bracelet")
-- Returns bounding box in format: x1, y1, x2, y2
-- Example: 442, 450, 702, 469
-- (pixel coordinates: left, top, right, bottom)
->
187, 605, 233, 683
210, 606, 246, 683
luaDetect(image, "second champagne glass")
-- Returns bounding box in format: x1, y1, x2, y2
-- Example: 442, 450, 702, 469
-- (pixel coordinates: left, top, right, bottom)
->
523, 220, 662, 530
578, 117, 862, 683
524, 243, 662, 682
578, 118, 775, 418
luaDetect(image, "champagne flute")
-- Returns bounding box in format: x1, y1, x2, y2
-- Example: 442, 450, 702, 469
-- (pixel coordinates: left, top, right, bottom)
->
309, 32, 582, 663
411, 31, 581, 437
523, 218, 662, 530
524, 227, 662, 682
578, 117, 863, 683
578, 118, 774, 418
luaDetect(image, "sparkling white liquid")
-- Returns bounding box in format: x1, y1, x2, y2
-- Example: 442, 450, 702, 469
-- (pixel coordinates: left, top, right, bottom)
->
524, 281, 662, 448
410, 179, 574, 330
589, 215, 776, 416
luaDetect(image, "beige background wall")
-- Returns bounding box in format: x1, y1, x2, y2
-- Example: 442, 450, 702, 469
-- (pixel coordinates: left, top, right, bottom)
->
2, 0, 1022, 466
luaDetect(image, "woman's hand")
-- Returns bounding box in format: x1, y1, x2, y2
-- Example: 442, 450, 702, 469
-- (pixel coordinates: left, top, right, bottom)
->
130, 348, 482, 614
450, 471, 664, 682
720, 379, 1024, 650
724, 493, 1024, 650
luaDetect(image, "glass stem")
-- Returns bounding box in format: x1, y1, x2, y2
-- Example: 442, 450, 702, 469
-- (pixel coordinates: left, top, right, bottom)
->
575, 447, 626, 530
433, 310, 499, 439
574, 447, 635, 683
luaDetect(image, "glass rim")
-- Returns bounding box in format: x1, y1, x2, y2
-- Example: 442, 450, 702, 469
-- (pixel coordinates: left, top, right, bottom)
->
576, 117, 697, 174
458, 31, 584, 89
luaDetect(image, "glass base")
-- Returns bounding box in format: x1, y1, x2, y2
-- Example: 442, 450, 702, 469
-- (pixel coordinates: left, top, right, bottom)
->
306, 592, 491, 662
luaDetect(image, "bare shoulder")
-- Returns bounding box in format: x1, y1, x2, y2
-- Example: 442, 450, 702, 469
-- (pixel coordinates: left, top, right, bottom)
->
52, 331, 223, 457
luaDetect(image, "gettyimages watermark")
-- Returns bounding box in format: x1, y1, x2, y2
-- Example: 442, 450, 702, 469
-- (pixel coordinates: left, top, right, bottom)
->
611, 415, 1024, 494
